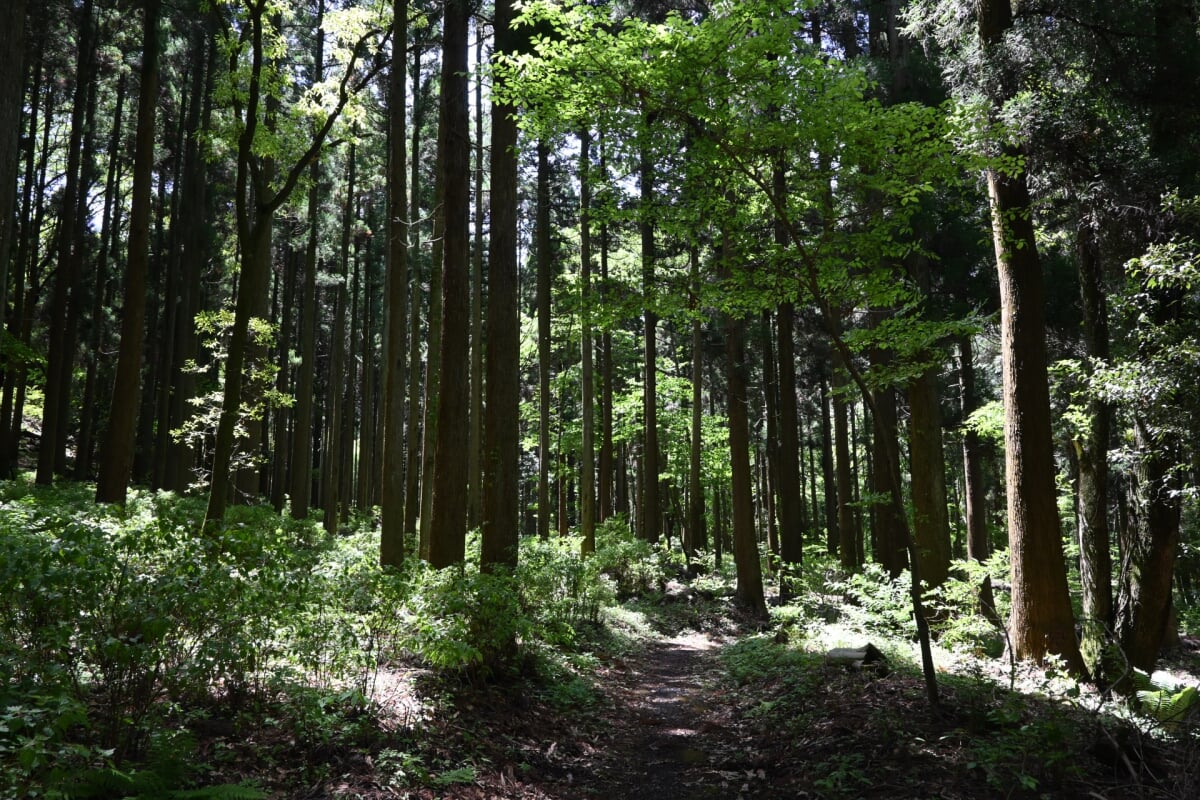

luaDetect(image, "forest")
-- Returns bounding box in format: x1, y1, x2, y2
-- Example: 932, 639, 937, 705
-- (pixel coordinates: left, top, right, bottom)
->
1, 0, 1199, 797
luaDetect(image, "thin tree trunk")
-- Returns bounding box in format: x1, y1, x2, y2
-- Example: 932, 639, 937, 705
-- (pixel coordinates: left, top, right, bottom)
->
579, 128, 597, 555
403, 51, 425, 537
323, 144, 355, 534
640, 136, 660, 543
466, 26, 484, 532
833, 353, 856, 569
820, 374, 838, 554
959, 334, 989, 562
688, 250, 706, 556
536, 138, 553, 539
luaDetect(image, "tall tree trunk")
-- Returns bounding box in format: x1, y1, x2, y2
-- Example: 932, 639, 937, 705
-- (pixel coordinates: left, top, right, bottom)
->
380, 0, 408, 565
598, 135, 614, 523
96, 0, 160, 504
38, 0, 95, 485
480, 0, 520, 572
536, 138, 553, 539
761, 311, 781, 561
466, 26, 484, 532
688, 251, 706, 557
0, 0, 28, 336
776, 301, 803, 591
403, 52, 425, 537
418, 113, 446, 558
640, 136, 660, 544
978, 0, 1085, 674
272, 250, 295, 510
289, 0, 324, 520
723, 258, 767, 620
3, 39, 50, 476
579, 129, 597, 555
323, 145, 355, 533
427, 0, 471, 568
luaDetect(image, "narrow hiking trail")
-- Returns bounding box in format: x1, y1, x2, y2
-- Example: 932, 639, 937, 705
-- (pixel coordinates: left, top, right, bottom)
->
579, 630, 778, 800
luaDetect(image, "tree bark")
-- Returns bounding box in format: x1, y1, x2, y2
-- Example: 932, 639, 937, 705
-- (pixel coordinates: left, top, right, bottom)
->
833, 353, 857, 570
96, 0, 160, 505
959, 335, 989, 562
380, 0, 408, 566
1071, 222, 1113, 674
427, 0, 471, 568
977, 0, 1085, 673
536, 137, 553, 539
579, 129, 597, 555
1116, 420, 1180, 675
640, 135, 660, 543
0, 0, 28, 335
724, 281, 767, 620
908, 363, 951, 588
480, 0, 520, 572
687, 251, 706, 557
467, 26, 485, 532
38, 0, 94, 485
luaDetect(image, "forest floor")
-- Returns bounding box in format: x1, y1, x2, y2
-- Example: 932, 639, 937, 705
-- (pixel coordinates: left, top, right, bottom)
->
204, 585, 1200, 800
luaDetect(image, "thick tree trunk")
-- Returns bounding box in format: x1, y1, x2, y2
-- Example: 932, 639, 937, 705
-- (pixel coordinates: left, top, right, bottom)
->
427, 0, 471, 569
0, 0, 26, 321
480, 0, 520, 572
978, 0, 1084, 673
725, 303, 767, 619
1116, 421, 1180, 675
96, 0, 160, 505
380, 0, 408, 566
908, 364, 951, 588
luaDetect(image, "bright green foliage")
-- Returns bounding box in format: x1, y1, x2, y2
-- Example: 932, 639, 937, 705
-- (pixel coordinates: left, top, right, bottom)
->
1130, 669, 1200, 730
174, 309, 291, 492
0, 482, 323, 795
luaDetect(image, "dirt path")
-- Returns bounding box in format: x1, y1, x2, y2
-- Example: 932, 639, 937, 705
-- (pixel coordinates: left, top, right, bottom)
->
582, 632, 772, 800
